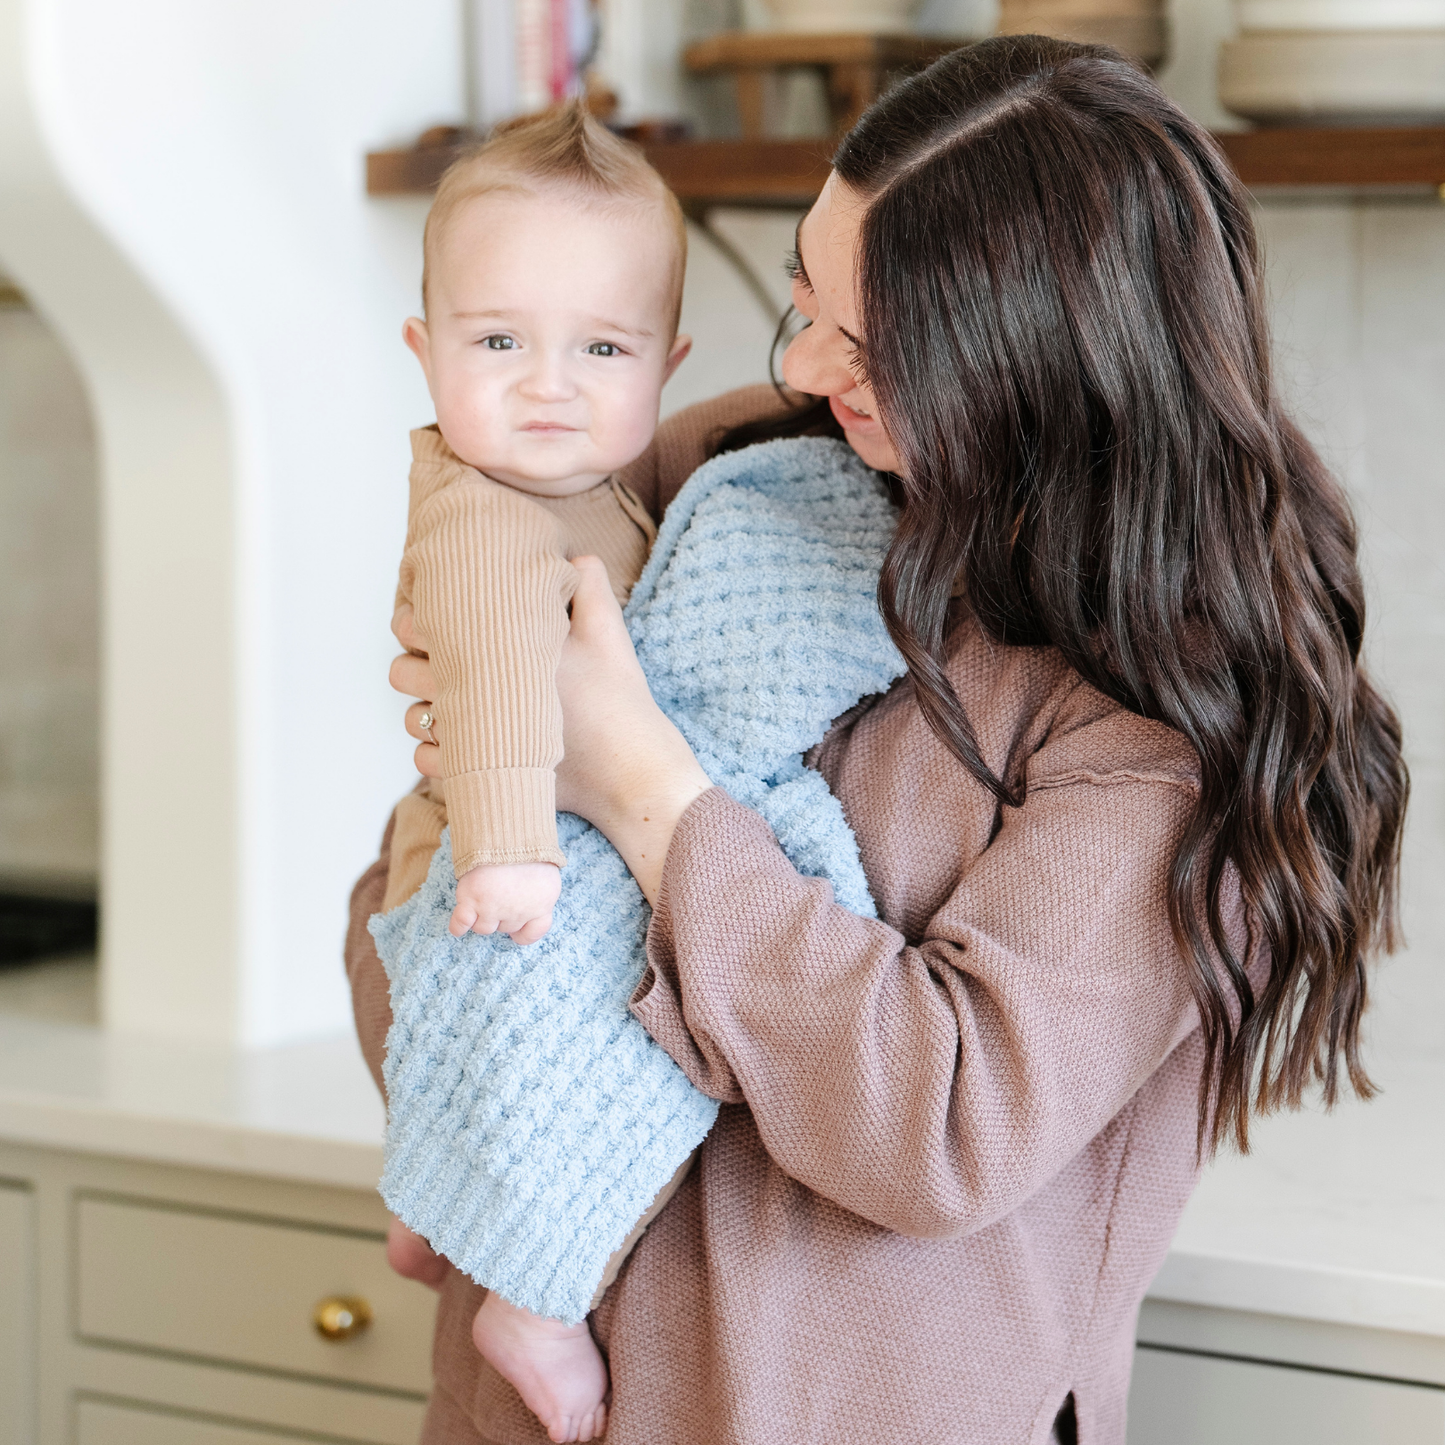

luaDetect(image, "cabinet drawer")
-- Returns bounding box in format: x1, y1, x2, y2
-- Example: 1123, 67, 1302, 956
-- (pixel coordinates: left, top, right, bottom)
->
77, 1398, 373, 1445
0, 1183, 35, 1445
1128, 1346, 1445, 1445
76, 1195, 435, 1394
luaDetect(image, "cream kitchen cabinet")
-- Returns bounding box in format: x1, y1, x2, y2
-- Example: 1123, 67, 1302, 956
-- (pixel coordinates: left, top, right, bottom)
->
76, 1399, 348, 1445
0, 1179, 37, 1445
1129, 1345, 1445, 1444
1, 1015, 1443, 1445
1128, 1301, 1445, 1445
0, 1139, 435, 1445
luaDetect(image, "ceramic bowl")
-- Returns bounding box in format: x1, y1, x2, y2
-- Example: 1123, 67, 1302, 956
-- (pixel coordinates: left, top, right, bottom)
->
1237, 0, 1445, 30
997, 0, 1169, 69
1220, 29, 1445, 124
761, 0, 922, 34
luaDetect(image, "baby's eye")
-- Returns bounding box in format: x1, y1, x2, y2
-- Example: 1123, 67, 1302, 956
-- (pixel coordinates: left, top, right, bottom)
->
585, 342, 622, 357
483, 334, 517, 350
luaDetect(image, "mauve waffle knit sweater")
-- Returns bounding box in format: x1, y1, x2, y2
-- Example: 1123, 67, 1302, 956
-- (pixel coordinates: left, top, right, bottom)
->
346, 387, 1222, 1445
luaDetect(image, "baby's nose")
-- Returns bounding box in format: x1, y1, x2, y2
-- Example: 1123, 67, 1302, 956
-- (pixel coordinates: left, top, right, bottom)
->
518, 353, 578, 401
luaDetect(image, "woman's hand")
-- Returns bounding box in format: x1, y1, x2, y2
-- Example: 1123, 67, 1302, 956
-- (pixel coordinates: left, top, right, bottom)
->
553, 557, 713, 905
391, 604, 442, 781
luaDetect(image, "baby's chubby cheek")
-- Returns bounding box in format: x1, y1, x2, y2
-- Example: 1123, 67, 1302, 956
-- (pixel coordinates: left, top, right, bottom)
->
426, 367, 510, 467
439, 408, 510, 472
588, 389, 664, 471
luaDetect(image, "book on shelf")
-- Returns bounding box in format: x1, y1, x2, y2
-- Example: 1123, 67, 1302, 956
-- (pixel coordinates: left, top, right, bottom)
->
468, 0, 597, 127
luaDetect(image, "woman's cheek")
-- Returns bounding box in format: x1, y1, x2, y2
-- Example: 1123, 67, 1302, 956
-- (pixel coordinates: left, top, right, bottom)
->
844, 422, 905, 476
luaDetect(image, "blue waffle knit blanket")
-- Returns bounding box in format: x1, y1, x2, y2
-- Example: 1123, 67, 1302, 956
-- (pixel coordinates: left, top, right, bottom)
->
370, 436, 905, 1323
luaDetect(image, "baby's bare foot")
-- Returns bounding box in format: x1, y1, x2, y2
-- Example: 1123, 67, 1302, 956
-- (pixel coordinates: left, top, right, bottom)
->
472, 1292, 608, 1443
385, 1217, 449, 1290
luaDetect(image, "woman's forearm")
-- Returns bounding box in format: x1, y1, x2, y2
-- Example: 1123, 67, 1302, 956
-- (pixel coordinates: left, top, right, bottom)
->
576, 738, 713, 907
548, 554, 713, 905
638, 782, 1204, 1240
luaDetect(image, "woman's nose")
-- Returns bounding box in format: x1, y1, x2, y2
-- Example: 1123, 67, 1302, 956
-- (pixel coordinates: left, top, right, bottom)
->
780, 322, 854, 399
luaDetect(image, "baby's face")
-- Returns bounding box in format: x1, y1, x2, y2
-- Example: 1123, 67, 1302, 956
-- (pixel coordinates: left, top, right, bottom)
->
407, 188, 689, 496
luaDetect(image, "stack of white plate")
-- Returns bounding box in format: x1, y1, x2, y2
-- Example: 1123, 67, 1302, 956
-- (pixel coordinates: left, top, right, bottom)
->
1220, 0, 1445, 125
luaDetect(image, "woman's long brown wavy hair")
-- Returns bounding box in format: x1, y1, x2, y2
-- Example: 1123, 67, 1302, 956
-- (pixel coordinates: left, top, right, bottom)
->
723, 37, 1407, 1152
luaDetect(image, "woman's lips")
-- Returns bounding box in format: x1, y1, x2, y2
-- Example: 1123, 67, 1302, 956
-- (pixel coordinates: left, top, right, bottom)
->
828, 394, 880, 434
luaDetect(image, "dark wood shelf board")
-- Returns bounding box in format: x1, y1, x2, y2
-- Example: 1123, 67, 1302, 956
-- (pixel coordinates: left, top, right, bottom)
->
646, 139, 833, 205
367, 138, 835, 207
1216, 126, 1445, 187
367, 143, 456, 195
367, 127, 1445, 205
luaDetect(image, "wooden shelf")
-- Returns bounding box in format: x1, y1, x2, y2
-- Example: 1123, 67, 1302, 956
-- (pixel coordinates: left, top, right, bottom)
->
366, 126, 1445, 206
367, 137, 834, 208
1216, 126, 1445, 188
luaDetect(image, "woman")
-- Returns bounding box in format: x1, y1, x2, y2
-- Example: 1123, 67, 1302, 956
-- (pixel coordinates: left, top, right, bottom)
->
347, 37, 1406, 1445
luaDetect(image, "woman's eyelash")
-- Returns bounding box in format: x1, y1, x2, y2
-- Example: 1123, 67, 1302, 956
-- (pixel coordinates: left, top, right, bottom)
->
845, 341, 870, 387
784, 249, 812, 291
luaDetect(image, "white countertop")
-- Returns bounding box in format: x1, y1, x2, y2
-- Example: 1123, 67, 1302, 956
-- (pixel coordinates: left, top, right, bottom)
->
0, 1012, 385, 1191
0, 1008, 1440, 1337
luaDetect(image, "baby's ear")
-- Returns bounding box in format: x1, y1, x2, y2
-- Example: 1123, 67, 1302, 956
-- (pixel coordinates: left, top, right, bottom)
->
402, 316, 432, 371
663, 333, 692, 384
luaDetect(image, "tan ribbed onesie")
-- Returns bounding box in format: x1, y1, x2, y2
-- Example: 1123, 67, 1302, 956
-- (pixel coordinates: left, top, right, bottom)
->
382, 425, 657, 913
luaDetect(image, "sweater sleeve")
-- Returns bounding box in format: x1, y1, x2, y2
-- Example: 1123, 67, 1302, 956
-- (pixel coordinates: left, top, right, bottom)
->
634, 777, 1209, 1239
400, 477, 575, 873
345, 809, 395, 1098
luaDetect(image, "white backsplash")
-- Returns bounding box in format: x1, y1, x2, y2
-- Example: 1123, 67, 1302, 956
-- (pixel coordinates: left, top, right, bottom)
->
1257, 197, 1445, 1062
0, 304, 98, 887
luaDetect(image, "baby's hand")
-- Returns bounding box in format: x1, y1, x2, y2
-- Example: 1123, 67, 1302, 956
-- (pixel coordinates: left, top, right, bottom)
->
450, 862, 561, 945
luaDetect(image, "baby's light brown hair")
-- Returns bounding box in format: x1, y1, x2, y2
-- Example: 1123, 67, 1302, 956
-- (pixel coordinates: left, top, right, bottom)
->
422, 105, 687, 330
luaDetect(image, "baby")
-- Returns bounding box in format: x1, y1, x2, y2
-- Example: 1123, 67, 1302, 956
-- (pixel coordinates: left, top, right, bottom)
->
381, 108, 690, 1442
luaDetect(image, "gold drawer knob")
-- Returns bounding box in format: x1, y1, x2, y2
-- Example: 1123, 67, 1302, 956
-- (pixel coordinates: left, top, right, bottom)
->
313, 1295, 373, 1341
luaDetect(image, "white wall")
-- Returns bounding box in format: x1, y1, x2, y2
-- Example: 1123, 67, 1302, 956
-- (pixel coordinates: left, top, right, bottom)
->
0, 0, 460, 1045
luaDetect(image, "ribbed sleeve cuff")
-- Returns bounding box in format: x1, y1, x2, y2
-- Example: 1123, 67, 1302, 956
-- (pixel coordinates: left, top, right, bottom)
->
446, 768, 566, 873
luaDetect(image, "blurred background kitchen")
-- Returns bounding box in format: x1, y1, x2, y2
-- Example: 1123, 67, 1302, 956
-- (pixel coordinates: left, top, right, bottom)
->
0, 2, 1441, 1442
